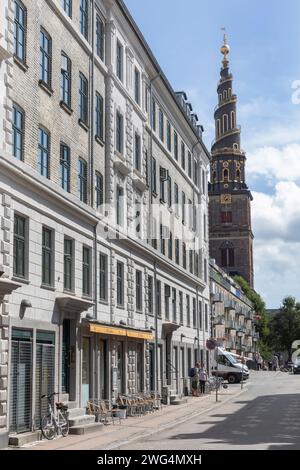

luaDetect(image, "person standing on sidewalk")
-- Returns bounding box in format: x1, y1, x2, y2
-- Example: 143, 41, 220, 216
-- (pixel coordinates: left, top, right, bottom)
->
199, 364, 208, 395
190, 362, 200, 396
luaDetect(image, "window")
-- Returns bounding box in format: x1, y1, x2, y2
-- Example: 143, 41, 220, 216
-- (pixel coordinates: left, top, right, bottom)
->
116, 112, 123, 153
160, 167, 165, 202
116, 185, 124, 226
14, 0, 26, 62
151, 157, 157, 193
136, 270, 142, 311
202, 169, 206, 195
99, 253, 108, 301
189, 250, 193, 274
205, 304, 208, 332
195, 252, 199, 277
82, 246, 91, 296
181, 141, 185, 169
160, 224, 165, 255
156, 280, 161, 317
60, 143, 70, 192
193, 298, 196, 328
175, 238, 180, 264
167, 121, 171, 152
96, 15, 104, 60
172, 288, 176, 323
186, 295, 190, 326
134, 68, 140, 105
38, 127, 50, 178
168, 232, 173, 260
221, 244, 235, 267
62, 0, 72, 17
223, 168, 229, 182
179, 292, 183, 324
79, 73, 88, 124
204, 258, 208, 283
117, 261, 124, 306
61, 53, 71, 107
231, 111, 236, 129
174, 131, 178, 160
40, 29, 52, 87
221, 211, 232, 223
116, 40, 123, 81
182, 191, 186, 223
64, 237, 74, 291
13, 214, 27, 278
12, 104, 24, 160
188, 199, 192, 230
236, 169, 241, 182
174, 182, 179, 216
159, 109, 164, 141
42, 227, 53, 286
134, 133, 141, 171
198, 301, 202, 329
183, 242, 187, 269
95, 171, 104, 209
188, 151, 192, 178
193, 160, 198, 186
78, 158, 87, 203
148, 275, 153, 314
167, 176, 172, 207
223, 114, 228, 133
165, 285, 170, 320
95, 92, 104, 141
203, 213, 207, 240
152, 98, 156, 131
80, 0, 88, 40
135, 199, 141, 237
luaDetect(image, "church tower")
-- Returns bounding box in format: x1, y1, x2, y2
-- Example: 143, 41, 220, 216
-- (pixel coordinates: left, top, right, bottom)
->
209, 33, 254, 287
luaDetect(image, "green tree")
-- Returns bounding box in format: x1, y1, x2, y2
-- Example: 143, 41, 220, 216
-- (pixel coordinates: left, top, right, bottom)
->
269, 297, 300, 360
233, 275, 269, 341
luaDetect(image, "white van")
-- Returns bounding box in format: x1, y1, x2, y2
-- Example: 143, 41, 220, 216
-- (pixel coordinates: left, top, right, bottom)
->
211, 347, 249, 384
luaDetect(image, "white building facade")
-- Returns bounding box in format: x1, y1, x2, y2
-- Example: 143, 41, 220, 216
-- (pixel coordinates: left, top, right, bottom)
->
0, 0, 210, 446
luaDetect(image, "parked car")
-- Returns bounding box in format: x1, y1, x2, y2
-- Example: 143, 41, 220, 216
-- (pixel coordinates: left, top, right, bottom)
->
293, 358, 300, 374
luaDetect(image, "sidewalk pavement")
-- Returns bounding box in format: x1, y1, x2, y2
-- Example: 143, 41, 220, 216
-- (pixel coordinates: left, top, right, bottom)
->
22, 385, 246, 451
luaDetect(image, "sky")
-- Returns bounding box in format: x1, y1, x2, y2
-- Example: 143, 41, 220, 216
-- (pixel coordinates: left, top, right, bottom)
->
125, 0, 300, 308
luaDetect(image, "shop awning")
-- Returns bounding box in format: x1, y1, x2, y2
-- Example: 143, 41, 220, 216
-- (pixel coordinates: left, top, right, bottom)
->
89, 323, 153, 340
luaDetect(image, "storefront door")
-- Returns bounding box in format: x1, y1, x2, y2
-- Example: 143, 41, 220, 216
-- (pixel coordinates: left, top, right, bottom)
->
81, 337, 91, 406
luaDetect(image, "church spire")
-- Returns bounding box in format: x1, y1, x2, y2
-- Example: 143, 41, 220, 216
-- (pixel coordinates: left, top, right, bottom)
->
220, 28, 230, 68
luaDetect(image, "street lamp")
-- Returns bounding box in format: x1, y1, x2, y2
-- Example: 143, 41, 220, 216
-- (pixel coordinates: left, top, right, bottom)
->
253, 336, 258, 370
237, 330, 244, 389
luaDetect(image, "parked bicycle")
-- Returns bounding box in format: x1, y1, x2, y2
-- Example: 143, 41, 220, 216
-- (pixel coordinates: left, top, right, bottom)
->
206, 376, 227, 393
40, 392, 69, 440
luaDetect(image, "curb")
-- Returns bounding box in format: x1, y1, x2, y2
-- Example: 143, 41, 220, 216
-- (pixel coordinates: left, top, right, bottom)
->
105, 386, 248, 450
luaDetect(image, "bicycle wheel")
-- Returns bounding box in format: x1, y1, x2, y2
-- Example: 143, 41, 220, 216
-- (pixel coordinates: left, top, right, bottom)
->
59, 411, 69, 437
41, 414, 56, 440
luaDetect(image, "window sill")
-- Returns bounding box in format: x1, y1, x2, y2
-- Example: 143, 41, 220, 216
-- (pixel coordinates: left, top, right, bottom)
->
117, 304, 125, 310
159, 199, 166, 205
13, 55, 29, 72
63, 289, 75, 295
95, 135, 105, 146
38, 80, 53, 96
136, 309, 143, 314
60, 100, 73, 115
78, 119, 89, 132
41, 284, 55, 291
82, 295, 93, 301
152, 191, 158, 198
12, 276, 30, 285
99, 299, 109, 305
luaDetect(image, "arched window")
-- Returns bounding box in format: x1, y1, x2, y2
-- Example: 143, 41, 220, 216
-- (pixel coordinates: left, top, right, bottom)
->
223, 90, 227, 100
236, 169, 241, 182
217, 119, 221, 137
212, 171, 217, 183
231, 111, 236, 129
223, 114, 228, 133
228, 88, 232, 98
233, 143, 238, 150
220, 241, 235, 267
223, 168, 229, 182
219, 94, 222, 105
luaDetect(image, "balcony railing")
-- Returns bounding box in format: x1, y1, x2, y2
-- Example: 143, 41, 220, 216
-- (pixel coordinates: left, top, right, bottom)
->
226, 340, 236, 349
225, 319, 237, 330
214, 316, 225, 326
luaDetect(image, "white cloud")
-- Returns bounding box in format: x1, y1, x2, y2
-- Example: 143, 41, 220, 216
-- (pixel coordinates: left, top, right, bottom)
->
247, 144, 300, 182
252, 182, 300, 306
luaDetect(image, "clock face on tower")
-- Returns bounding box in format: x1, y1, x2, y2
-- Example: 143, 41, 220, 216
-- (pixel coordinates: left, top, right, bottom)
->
221, 193, 232, 204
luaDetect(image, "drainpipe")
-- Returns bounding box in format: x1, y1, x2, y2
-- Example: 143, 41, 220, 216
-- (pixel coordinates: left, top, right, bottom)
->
153, 260, 158, 404
196, 285, 200, 363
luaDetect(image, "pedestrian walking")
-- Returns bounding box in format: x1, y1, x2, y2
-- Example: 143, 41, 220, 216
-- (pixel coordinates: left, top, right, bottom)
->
199, 364, 208, 395
257, 354, 263, 371
272, 354, 279, 371
190, 362, 200, 396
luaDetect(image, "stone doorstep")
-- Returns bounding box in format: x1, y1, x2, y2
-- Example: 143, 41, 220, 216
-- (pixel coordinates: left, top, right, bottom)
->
9, 431, 42, 447
69, 422, 104, 436
68, 414, 96, 427
67, 407, 88, 419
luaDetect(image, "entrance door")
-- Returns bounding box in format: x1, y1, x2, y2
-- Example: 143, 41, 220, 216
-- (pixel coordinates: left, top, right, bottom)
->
61, 319, 70, 395
99, 339, 107, 399
81, 337, 91, 406
173, 346, 179, 393
136, 343, 143, 392
149, 344, 154, 391
116, 342, 123, 394
35, 332, 55, 428
9, 330, 33, 433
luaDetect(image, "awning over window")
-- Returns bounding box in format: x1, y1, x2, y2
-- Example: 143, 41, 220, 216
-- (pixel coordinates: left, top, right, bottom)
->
89, 323, 153, 340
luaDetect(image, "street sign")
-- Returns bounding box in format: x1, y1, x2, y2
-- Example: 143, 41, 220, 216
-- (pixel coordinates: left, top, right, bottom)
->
206, 339, 217, 350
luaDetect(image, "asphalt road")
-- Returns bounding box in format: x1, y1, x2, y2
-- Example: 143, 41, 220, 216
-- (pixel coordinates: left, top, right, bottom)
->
119, 371, 300, 450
